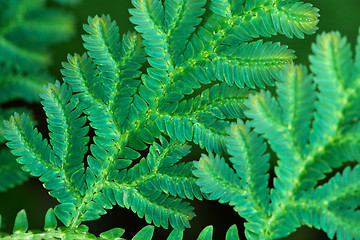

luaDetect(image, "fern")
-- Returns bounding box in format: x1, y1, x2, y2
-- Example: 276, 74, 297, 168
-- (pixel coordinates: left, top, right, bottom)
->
1, 0, 319, 238
0, 0, 80, 191
194, 30, 360, 239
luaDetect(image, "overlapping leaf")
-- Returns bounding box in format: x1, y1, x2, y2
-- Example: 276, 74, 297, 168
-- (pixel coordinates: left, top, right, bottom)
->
194, 29, 360, 239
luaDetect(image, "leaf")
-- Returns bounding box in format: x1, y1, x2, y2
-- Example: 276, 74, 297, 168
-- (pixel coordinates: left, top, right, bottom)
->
196, 225, 213, 240
100, 228, 125, 239
13, 209, 28, 233
166, 229, 183, 240
132, 225, 154, 240
130, 0, 167, 70
44, 208, 57, 231
225, 224, 239, 240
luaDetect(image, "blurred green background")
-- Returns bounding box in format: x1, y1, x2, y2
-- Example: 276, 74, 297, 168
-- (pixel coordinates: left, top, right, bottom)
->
1, 0, 360, 239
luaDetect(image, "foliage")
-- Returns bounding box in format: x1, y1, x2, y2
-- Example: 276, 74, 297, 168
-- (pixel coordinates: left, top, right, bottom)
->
0, 209, 241, 239
0, 0, 80, 191
1, 0, 320, 239
194, 30, 360, 239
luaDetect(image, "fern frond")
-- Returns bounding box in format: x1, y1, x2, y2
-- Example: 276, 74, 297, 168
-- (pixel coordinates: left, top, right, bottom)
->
209, 0, 319, 41
164, 0, 206, 62
194, 121, 272, 237
226, 120, 270, 216
82, 15, 122, 103
110, 182, 195, 230
61, 53, 120, 155
211, 30, 360, 239
156, 83, 248, 153
3, 113, 82, 226
40, 81, 88, 184
309, 32, 352, 151
1, 107, 35, 144
82, 15, 145, 106
245, 90, 305, 200
213, 41, 295, 88
276, 64, 316, 150
297, 167, 360, 239
2, 0, 322, 237
130, 0, 167, 70
193, 153, 244, 206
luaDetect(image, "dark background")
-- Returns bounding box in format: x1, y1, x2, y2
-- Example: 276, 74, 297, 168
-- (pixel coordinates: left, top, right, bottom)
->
1, 0, 360, 239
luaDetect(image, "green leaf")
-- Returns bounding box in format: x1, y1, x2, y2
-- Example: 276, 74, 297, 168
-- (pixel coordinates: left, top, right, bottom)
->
166, 229, 183, 240
225, 224, 239, 240
132, 225, 154, 240
13, 209, 28, 233
44, 208, 57, 231
245, 91, 304, 200
100, 228, 125, 239
196, 225, 213, 240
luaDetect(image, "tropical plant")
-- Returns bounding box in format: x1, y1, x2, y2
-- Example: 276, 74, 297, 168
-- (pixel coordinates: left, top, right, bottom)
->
1, 0, 321, 239
194, 30, 360, 239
